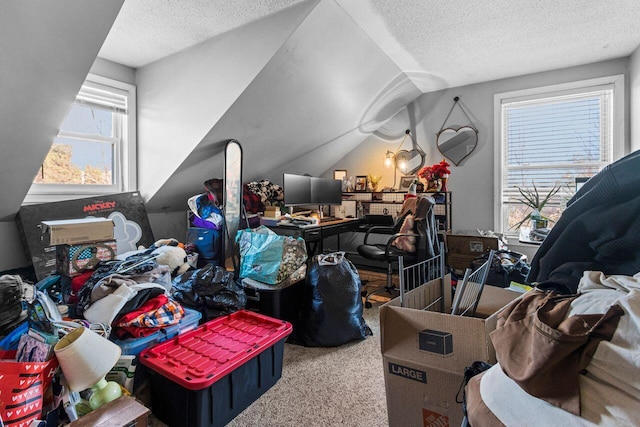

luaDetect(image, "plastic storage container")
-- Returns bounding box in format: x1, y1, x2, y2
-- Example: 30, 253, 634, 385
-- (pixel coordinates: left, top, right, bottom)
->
242, 277, 304, 326
139, 310, 292, 427
112, 307, 202, 355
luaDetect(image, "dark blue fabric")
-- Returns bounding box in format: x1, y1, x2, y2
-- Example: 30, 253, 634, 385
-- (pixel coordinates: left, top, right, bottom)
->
529, 149, 640, 293
295, 253, 370, 347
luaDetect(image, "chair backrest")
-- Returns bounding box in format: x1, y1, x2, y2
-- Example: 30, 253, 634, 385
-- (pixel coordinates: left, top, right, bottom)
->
388, 195, 441, 261
451, 249, 496, 316
410, 195, 440, 261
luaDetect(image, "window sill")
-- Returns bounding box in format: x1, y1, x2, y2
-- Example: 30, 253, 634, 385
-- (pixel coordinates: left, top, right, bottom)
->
22, 188, 123, 205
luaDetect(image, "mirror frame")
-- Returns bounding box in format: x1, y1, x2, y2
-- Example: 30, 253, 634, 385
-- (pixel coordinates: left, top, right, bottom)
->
395, 147, 426, 175
224, 139, 243, 263
436, 125, 478, 166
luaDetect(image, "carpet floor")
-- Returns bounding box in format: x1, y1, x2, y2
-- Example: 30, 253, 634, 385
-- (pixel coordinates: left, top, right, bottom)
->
147, 268, 391, 427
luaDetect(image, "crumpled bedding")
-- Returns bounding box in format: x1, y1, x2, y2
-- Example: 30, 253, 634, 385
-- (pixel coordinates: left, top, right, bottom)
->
477, 271, 640, 426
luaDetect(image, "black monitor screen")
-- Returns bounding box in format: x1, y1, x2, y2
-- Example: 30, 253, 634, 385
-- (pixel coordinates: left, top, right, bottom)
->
283, 173, 311, 206
311, 177, 342, 205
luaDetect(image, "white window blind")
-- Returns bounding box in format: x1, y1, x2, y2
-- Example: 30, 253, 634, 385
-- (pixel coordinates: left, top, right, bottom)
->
495, 75, 623, 233
502, 87, 612, 201
76, 81, 128, 114
24, 74, 136, 204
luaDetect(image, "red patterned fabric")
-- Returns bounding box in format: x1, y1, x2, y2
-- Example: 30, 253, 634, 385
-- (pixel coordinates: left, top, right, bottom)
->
114, 295, 185, 339
243, 184, 264, 214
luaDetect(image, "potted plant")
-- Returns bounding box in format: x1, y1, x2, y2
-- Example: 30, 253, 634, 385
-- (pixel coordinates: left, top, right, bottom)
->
511, 182, 561, 230
367, 174, 382, 191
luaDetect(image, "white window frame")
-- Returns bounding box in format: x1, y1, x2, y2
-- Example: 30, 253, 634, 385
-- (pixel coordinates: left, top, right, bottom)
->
493, 75, 625, 235
24, 74, 137, 204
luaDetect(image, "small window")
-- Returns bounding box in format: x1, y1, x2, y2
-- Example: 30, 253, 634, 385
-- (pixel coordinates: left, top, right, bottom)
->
494, 75, 624, 234
25, 74, 136, 203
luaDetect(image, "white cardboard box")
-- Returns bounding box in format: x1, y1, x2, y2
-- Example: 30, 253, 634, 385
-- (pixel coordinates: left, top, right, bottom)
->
41, 217, 115, 246
380, 276, 520, 427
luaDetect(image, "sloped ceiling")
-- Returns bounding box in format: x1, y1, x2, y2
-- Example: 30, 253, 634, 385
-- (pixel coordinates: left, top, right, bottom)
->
101, 0, 640, 89
4, 0, 640, 219
141, 0, 424, 212
0, 0, 124, 221
113, 0, 640, 213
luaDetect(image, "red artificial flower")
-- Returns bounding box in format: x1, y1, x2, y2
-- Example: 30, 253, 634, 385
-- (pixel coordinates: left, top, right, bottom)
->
418, 160, 450, 181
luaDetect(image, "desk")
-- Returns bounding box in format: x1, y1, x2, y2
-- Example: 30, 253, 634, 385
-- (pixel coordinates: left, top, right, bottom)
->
267, 218, 361, 256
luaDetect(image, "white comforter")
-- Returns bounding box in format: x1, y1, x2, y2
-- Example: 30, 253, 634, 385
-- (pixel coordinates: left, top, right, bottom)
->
481, 271, 640, 426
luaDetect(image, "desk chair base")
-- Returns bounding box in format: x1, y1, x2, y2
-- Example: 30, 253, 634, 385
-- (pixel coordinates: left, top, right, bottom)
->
361, 263, 399, 308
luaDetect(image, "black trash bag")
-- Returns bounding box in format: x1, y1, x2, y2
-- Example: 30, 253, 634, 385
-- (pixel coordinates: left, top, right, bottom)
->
172, 264, 246, 321
294, 252, 371, 347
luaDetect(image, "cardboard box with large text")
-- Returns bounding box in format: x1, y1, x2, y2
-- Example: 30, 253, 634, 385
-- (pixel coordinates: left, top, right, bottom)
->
380, 276, 519, 427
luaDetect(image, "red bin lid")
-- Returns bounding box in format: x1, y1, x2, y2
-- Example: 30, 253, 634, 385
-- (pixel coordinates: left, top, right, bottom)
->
139, 310, 292, 390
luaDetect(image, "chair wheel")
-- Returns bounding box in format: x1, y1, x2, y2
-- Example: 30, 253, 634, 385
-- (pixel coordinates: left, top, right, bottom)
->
365, 301, 373, 309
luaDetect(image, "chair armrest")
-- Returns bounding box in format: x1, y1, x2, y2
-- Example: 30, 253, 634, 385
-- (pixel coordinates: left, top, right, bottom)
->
363, 225, 396, 243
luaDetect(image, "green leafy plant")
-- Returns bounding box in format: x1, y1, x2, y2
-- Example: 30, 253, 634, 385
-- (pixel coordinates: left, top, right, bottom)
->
511, 182, 561, 230
367, 174, 382, 189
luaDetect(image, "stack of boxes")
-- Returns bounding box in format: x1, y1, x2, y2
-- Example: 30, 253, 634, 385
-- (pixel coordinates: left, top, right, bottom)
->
260, 205, 282, 226
264, 205, 281, 218
40, 218, 117, 302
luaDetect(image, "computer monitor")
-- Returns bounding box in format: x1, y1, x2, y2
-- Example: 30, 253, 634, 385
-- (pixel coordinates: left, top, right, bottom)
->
283, 173, 311, 206
311, 177, 342, 205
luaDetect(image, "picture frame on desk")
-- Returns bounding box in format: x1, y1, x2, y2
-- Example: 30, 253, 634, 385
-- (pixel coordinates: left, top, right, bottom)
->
398, 175, 416, 191
333, 170, 347, 181
354, 176, 367, 192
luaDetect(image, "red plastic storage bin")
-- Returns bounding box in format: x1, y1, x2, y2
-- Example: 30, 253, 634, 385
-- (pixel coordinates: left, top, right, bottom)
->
139, 310, 292, 427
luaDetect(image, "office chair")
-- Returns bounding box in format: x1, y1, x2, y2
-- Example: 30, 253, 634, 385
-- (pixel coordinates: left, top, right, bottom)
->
451, 249, 495, 316
358, 195, 440, 308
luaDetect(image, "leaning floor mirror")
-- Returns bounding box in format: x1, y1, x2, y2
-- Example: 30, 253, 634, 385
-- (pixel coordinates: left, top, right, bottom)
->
224, 139, 243, 266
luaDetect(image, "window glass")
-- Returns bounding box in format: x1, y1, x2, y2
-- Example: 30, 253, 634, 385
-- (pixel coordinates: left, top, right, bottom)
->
495, 75, 624, 234
59, 104, 113, 137
25, 75, 136, 203
34, 138, 114, 185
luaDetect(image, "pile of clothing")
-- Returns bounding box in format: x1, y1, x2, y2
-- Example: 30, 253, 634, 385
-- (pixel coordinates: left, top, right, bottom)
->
74, 250, 184, 339
465, 149, 640, 425
244, 179, 284, 215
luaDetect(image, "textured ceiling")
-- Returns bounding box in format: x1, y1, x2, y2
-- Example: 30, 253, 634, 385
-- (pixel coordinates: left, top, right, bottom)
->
100, 0, 640, 89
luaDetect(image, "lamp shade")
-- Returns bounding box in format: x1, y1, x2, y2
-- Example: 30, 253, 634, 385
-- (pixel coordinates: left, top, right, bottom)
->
54, 327, 121, 392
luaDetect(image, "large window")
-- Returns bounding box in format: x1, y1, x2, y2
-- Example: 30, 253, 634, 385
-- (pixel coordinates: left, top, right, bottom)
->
25, 74, 136, 203
494, 75, 624, 234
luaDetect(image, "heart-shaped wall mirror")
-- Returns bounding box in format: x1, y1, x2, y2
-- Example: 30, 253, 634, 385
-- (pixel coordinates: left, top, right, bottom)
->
396, 147, 425, 175
436, 126, 478, 166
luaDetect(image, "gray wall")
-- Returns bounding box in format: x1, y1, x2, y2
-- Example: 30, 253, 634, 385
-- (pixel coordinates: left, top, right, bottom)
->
332, 57, 632, 259
2, 51, 639, 272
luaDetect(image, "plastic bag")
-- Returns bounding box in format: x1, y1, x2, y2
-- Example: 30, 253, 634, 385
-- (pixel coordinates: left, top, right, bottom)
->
236, 227, 285, 284
295, 252, 371, 347
172, 264, 246, 321
0, 350, 58, 427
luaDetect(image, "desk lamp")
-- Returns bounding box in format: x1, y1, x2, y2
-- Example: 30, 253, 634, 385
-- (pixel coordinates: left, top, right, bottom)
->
384, 129, 416, 190
384, 150, 397, 190
54, 327, 122, 410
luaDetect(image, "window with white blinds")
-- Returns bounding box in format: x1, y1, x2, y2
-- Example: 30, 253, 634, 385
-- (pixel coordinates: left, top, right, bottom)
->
25, 74, 136, 204
494, 75, 624, 234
